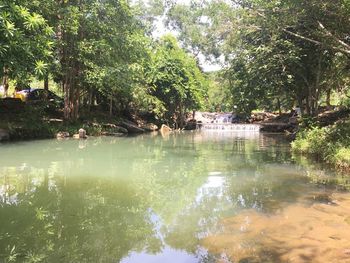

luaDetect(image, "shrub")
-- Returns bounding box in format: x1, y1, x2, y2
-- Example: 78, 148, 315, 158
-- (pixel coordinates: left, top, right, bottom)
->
292, 127, 329, 155
292, 120, 350, 169
333, 148, 350, 169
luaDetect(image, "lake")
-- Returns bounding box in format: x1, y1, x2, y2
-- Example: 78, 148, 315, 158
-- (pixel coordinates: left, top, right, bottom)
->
0, 131, 349, 262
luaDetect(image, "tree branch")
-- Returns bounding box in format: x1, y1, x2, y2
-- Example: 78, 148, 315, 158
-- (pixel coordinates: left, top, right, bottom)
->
317, 21, 350, 51
283, 28, 350, 55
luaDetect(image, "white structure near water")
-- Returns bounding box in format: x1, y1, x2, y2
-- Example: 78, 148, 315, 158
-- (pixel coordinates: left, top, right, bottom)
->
201, 123, 261, 132
194, 112, 261, 132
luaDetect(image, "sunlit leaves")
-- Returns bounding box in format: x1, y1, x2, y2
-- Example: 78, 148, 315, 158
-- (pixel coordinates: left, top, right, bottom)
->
4, 20, 15, 37
5, 245, 18, 262
0, 1, 53, 82
35, 207, 49, 221
34, 60, 48, 77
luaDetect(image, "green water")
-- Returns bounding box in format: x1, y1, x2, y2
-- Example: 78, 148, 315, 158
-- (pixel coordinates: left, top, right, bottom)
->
0, 131, 348, 262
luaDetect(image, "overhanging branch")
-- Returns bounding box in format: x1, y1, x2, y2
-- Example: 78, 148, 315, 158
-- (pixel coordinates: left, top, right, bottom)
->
283, 29, 350, 55
317, 21, 350, 51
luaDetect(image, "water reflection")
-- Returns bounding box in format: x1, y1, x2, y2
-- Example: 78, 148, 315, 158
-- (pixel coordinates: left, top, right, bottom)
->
0, 132, 349, 262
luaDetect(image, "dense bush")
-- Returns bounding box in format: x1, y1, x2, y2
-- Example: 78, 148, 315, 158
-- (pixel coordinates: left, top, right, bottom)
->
292, 121, 350, 169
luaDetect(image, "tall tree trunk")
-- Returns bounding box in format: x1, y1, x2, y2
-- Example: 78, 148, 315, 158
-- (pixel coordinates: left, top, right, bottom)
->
73, 85, 80, 119
44, 75, 49, 91
297, 97, 304, 116
63, 79, 71, 120
88, 89, 93, 112
305, 95, 311, 115
277, 97, 282, 115
2, 67, 9, 97
178, 103, 184, 129
43, 75, 49, 101
308, 85, 315, 116
57, 0, 72, 120
326, 88, 331, 110
109, 95, 113, 116
313, 55, 322, 115
58, 0, 82, 121
173, 112, 178, 129
62, 44, 79, 120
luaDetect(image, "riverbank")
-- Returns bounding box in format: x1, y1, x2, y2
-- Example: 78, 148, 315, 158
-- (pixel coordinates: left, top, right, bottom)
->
0, 101, 158, 141
292, 109, 350, 171
2, 102, 350, 174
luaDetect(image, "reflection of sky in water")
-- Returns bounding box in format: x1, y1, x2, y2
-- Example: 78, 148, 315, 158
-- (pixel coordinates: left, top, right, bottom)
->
196, 175, 225, 203
122, 175, 227, 263
121, 210, 200, 263
122, 247, 206, 263
0, 132, 348, 263
201, 130, 261, 139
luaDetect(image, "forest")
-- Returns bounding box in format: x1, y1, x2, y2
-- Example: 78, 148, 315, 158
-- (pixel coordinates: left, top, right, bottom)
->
0, 1, 200, 128
1, 0, 349, 127
0, 0, 210, 127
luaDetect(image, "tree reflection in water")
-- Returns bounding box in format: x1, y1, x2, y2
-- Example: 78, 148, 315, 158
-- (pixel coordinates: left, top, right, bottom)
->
0, 132, 348, 262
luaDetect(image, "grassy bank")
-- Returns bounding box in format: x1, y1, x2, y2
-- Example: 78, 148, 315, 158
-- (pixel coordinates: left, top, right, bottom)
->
292, 120, 350, 170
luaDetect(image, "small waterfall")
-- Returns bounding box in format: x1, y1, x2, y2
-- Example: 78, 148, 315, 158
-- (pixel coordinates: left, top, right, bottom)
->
201, 123, 261, 132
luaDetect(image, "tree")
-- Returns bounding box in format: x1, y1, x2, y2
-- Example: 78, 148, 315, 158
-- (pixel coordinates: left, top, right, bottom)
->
26, 0, 148, 120
164, 0, 350, 116
147, 35, 208, 128
217, 0, 350, 115
0, 0, 53, 96
166, 0, 233, 61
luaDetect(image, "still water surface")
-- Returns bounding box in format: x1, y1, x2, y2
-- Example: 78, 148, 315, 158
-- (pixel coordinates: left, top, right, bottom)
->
0, 131, 349, 262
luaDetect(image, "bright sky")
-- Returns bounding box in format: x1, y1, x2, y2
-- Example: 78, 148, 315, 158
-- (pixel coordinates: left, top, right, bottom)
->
134, 0, 223, 72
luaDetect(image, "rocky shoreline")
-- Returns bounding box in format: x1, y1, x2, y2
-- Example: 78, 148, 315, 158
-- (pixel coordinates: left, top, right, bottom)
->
0, 119, 162, 142
0, 114, 296, 142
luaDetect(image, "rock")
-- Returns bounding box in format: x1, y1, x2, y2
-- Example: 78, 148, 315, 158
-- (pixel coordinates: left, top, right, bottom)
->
79, 128, 87, 139
0, 129, 9, 141
160, 124, 172, 133
141, 123, 159, 131
184, 119, 197, 130
49, 119, 64, 123
288, 116, 298, 125
73, 129, 87, 139
103, 124, 128, 134
101, 132, 126, 137
260, 123, 292, 133
56, 131, 70, 139
120, 121, 145, 133
115, 126, 128, 133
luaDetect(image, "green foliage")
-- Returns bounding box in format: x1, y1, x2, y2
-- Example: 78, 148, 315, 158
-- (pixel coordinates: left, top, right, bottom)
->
292, 127, 329, 154
298, 116, 320, 130
146, 35, 208, 126
334, 148, 350, 169
1, 0, 349, 123
292, 120, 350, 169
165, 0, 350, 116
205, 71, 231, 112
77, 0, 149, 110
0, 0, 53, 82
166, 0, 233, 60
